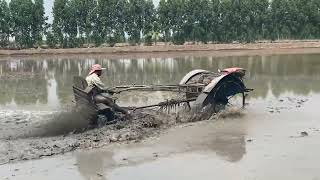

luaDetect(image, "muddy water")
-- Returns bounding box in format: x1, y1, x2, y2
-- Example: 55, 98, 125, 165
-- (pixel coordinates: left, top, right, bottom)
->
1, 53, 320, 110
1, 52, 320, 179
1, 54, 319, 136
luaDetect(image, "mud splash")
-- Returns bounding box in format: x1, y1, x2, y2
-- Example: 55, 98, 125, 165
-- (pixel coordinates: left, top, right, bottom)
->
215, 107, 245, 119
0, 105, 247, 165
0, 94, 309, 166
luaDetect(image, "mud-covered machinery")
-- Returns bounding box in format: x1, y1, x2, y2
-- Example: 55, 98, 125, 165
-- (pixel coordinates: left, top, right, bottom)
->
72, 67, 253, 121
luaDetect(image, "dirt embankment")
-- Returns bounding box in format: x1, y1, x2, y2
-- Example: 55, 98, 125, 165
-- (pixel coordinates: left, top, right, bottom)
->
1, 40, 320, 58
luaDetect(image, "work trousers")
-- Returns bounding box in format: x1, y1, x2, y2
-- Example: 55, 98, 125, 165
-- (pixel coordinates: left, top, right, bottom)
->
94, 94, 128, 114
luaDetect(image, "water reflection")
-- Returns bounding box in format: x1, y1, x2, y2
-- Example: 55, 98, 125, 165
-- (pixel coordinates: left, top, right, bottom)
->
0, 53, 320, 110
75, 117, 247, 180
76, 150, 112, 180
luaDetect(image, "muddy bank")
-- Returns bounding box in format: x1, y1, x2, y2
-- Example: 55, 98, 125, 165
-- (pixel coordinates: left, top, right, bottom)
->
0, 41, 320, 58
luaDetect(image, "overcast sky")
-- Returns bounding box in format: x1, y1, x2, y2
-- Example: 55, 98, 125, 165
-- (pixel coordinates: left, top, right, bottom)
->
44, 0, 160, 23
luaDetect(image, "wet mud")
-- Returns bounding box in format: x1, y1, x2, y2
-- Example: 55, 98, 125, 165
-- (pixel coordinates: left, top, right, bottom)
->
266, 97, 309, 113
0, 105, 215, 165
0, 96, 307, 166
0, 52, 320, 179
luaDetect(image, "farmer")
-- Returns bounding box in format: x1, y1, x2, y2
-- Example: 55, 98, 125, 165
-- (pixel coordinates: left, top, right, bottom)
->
86, 64, 129, 115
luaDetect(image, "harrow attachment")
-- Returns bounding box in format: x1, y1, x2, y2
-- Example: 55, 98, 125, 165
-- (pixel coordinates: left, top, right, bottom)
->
118, 67, 253, 113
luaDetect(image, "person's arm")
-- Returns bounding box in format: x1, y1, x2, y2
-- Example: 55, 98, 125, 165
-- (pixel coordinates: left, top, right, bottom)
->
92, 76, 116, 93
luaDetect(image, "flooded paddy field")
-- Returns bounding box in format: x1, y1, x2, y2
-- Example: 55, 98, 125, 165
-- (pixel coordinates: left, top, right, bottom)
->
1, 51, 320, 179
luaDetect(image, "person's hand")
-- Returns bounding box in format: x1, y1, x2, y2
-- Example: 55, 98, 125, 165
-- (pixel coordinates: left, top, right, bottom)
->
107, 89, 116, 95
109, 89, 122, 95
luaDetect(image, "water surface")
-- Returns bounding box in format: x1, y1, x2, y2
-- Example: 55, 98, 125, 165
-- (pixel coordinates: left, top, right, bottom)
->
1, 53, 320, 110
1, 52, 320, 180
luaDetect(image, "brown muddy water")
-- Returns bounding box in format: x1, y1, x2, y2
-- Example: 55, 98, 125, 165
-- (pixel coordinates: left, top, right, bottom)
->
1, 52, 320, 180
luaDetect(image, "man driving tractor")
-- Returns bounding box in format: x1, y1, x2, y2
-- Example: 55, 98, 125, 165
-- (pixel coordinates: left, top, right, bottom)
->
86, 64, 129, 115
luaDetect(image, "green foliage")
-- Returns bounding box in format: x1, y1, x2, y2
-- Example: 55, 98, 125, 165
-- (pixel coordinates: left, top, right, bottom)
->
158, 0, 320, 43
158, 0, 170, 42
96, 0, 127, 46
167, 0, 187, 44
10, 0, 34, 48
52, 0, 67, 47
46, 31, 57, 48
2, 0, 320, 49
125, 0, 155, 45
144, 32, 153, 46
0, 0, 11, 47
32, 0, 46, 46
74, 0, 97, 46
9, 0, 46, 48
64, 0, 79, 48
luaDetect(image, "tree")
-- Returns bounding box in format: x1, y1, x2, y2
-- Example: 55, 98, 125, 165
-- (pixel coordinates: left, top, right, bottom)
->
143, 0, 155, 45
270, 0, 295, 39
96, 0, 127, 46
209, 0, 222, 42
31, 0, 47, 47
0, 0, 11, 48
184, 0, 212, 43
92, 0, 105, 46
167, 0, 186, 45
46, 30, 57, 48
295, 0, 320, 39
151, 21, 160, 45
4, 0, 320, 49
125, 0, 155, 45
234, 0, 269, 42
10, 0, 34, 48
52, 0, 68, 47
75, 0, 97, 46
125, 0, 145, 44
250, 0, 269, 40
158, 0, 171, 43
64, 0, 79, 47
111, 0, 127, 43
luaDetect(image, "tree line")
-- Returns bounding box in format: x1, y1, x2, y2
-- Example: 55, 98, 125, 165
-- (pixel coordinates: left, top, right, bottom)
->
0, 0, 319, 49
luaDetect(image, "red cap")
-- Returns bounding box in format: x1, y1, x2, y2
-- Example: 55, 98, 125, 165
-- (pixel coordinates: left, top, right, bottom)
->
89, 64, 106, 75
